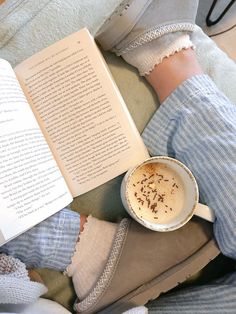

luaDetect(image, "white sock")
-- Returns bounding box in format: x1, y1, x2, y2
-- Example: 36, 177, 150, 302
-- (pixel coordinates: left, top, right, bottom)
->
65, 216, 117, 299
122, 32, 194, 76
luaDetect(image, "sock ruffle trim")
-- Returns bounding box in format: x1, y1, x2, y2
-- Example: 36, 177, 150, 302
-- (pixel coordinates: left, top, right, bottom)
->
64, 215, 92, 276
139, 35, 194, 76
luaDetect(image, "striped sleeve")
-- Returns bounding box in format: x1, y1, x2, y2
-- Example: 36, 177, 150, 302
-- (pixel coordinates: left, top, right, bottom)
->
0, 208, 80, 271
142, 74, 236, 260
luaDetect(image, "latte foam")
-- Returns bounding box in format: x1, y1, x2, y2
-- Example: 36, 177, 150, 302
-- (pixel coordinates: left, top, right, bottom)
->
127, 162, 185, 224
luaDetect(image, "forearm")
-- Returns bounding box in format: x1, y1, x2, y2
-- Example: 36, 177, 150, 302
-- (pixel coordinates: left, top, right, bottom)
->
142, 74, 236, 259
0, 208, 80, 270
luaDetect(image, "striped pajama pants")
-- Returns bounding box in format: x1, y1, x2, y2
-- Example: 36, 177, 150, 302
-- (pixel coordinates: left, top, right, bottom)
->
142, 74, 236, 313
1, 74, 236, 313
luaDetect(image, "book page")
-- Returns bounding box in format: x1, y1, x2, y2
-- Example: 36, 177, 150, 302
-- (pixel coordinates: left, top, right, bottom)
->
15, 29, 149, 196
0, 59, 72, 246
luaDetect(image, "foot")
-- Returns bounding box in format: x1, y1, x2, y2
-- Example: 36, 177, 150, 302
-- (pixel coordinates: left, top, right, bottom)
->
70, 217, 219, 314
96, 0, 199, 54
96, 0, 199, 76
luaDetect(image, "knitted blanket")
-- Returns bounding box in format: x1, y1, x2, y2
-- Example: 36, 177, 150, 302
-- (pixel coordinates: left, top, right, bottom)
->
0, 254, 46, 305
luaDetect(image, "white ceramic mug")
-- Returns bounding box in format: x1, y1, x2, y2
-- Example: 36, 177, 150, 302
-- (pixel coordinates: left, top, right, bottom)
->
121, 156, 215, 232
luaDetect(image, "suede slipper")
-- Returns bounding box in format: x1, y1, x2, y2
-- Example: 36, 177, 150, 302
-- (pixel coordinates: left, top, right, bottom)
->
74, 217, 219, 314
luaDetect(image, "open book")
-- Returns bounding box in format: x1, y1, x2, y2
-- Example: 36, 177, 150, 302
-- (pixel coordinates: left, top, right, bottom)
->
0, 28, 149, 246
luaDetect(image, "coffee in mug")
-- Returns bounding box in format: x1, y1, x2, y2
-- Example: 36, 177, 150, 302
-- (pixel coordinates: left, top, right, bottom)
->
127, 162, 186, 224
121, 156, 215, 232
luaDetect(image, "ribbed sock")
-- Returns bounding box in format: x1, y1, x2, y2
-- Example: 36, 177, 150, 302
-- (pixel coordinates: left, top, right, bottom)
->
122, 32, 194, 75
65, 216, 117, 299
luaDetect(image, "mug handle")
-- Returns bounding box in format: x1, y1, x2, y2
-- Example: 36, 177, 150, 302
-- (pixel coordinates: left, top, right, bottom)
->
194, 203, 215, 222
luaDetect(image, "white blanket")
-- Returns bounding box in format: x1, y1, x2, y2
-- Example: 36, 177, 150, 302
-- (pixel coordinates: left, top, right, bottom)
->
193, 26, 236, 105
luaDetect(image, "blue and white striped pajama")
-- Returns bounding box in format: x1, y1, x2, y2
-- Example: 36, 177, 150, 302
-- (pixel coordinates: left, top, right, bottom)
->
142, 74, 236, 313
0, 207, 80, 271
142, 74, 236, 260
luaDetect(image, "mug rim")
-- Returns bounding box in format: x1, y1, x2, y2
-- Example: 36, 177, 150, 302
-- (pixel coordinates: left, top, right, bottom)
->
124, 156, 199, 232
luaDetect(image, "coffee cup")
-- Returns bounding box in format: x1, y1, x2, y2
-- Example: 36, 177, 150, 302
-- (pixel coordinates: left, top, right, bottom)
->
121, 156, 215, 232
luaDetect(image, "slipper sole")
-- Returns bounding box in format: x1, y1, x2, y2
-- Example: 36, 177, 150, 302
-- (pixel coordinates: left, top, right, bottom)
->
98, 239, 220, 313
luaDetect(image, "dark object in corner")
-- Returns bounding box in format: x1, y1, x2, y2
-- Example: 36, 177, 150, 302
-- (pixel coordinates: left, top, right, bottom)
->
206, 0, 236, 26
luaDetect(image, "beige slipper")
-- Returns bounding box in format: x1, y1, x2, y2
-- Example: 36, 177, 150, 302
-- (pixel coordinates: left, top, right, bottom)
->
73, 217, 219, 314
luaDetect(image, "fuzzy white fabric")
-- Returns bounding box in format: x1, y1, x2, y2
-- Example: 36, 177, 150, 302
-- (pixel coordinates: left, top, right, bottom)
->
193, 25, 236, 105
22, 298, 71, 314
0, 0, 123, 67
0, 298, 72, 314
122, 306, 148, 314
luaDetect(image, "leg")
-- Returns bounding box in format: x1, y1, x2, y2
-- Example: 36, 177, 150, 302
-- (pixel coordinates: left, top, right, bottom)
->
148, 271, 236, 313
0, 208, 81, 270
143, 66, 236, 311
124, 42, 236, 314
96, 0, 236, 260
142, 51, 236, 259
0, 199, 219, 314
95, 1, 236, 312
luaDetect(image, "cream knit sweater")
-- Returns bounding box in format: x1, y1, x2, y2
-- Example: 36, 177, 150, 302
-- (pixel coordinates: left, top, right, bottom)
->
0, 254, 47, 305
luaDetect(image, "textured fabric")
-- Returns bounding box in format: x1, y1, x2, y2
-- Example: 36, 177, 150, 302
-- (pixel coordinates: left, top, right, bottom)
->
0, 254, 47, 304
0, 0, 124, 67
147, 272, 236, 313
74, 219, 130, 313
75, 218, 217, 314
192, 26, 236, 105
142, 74, 236, 260
21, 298, 72, 314
0, 208, 80, 271
66, 216, 117, 300
122, 33, 193, 75
0, 254, 28, 279
141, 74, 236, 313
123, 306, 148, 314
98, 0, 198, 54
0, 298, 72, 314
